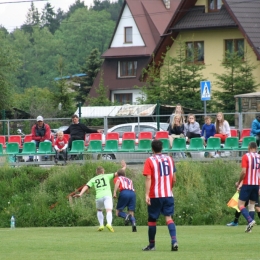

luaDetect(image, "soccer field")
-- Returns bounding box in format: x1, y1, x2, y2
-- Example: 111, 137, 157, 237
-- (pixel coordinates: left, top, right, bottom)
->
1, 225, 259, 260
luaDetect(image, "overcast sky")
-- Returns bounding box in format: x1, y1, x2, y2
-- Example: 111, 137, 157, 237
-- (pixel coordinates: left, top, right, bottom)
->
0, 0, 94, 32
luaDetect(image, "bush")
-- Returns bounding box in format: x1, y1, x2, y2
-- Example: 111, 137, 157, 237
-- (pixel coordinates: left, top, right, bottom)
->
0, 160, 242, 227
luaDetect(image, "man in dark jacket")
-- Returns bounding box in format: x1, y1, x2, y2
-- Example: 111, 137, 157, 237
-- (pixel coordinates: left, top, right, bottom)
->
64, 114, 103, 150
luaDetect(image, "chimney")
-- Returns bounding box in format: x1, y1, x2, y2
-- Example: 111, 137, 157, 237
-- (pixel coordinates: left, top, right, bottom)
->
163, 0, 170, 9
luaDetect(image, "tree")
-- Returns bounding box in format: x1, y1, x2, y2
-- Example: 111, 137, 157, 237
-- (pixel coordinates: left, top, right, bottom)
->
41, 3, 60, 34
80, 48, 103, 100
65, 0, 86, 19
21, 2, 40, 34
213, 48, 258, 113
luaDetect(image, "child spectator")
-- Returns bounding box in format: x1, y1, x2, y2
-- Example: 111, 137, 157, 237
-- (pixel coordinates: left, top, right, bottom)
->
201, 116, 216, 145
54, 131, 68, 164
184, 113, 201, 143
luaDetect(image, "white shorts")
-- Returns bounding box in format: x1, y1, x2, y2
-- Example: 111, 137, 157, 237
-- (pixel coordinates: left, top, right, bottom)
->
96, 196, 113, 210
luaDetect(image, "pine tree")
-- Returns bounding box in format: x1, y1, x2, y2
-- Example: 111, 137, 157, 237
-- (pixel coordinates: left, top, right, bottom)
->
21, 2, 40, 34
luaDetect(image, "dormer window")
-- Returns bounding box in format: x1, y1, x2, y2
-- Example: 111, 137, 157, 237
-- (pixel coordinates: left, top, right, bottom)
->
125, 27, 132, 43
208, 0, 222, 12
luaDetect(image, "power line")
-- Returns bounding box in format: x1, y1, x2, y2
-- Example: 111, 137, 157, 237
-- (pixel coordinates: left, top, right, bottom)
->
0, 0, 47, 4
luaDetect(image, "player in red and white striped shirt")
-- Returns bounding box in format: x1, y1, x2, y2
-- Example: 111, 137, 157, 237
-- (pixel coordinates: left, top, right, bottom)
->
237, 141, 260, 232
113, 164, 137, 232
142, 139, 178, 252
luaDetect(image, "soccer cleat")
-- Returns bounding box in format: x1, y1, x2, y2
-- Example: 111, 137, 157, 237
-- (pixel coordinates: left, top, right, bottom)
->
97, 225, 104, 231
245, 220, 255, 233
132, 225, 137, 232
106, 224, 114, 232
171, 242, 178, 251
226, 221, 238, 226
142, 245, 155, 251
125, 214, 132, 226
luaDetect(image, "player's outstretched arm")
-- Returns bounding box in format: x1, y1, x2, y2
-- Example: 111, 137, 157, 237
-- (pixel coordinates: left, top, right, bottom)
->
113, 180, 120, 198
73, 185, 89, 198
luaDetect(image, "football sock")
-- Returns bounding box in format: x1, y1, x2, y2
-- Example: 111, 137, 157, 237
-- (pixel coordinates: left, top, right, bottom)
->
118, 211, 127, 219
130, 215, 136, 226
249, 211, 255, 220
148, 222, 156, 248
258, 212, 260, 219
234, 211, 241, 223
167, 219, 177, 244
240, 206, 253, 223
97, 211, 104, 226
106, 211, 113, 226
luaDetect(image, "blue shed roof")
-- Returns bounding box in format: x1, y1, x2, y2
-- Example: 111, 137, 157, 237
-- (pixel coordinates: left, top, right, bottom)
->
54, 73, 87, 81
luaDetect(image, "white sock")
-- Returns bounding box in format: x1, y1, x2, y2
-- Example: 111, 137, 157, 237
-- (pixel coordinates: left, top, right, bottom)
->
106, 211, 113, 225
97, 211, 104, 226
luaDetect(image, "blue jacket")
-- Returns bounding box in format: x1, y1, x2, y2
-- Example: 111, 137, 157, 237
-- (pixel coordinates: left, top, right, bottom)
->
250, 119, 260, 136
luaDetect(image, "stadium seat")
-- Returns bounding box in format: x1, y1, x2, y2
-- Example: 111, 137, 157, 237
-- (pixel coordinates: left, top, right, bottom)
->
103, 140, 119, 152
119, 139, 135, 152
23, 135, 32, 143
8, 135, 22, 148
222, 137, 239, 150
106, 132, 119, 140
230, 129, 239, 137
6, 142, 19, 155
69, 140, 85, 154
239, 136, 256, 151
122, 132, 136, 140
239, 129, 251, 142
87, 140, 102, 152
160, 138, 170, 152
138, 132, 153, 140
205, 137, 221, 151
88, 133, 102, 141
37, 142, 53, 154
20, 142, 36, 155
170, 138, 186, 152
135, 139, 152, 152
155, 131, 169, 139
187, 138, 204, 151
0, 135, 6, 148
0, 143, 3, 155
63, 134, 70, 141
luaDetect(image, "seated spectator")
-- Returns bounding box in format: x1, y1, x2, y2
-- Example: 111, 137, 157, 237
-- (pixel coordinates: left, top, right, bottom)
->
250, 114, 260, 146
27, 115, 52, 162
201, 116, 216, 145
214, 112, 231, 142
184, 114, 201, 143
168, 114, 184, 147
54, 131, 68, 164
169, 103, 185, 126
64, 114, 103, 150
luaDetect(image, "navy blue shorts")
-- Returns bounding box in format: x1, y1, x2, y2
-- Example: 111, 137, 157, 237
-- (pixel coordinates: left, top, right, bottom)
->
239, 185, 259, 202
116, 190, 136, 211
148, 197, 174, 219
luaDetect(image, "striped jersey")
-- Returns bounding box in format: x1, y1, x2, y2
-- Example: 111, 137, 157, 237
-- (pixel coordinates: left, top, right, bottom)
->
241, 152, 260, 185
114, 176, 135, 192
143, 154, 176, 198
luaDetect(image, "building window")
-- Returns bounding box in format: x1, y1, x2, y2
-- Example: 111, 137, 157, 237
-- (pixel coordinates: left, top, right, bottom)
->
186, 41, 204, 63
225, 39, 244, 58
114, 93, 133, 104
208, 0, 222, 11
118, 61, 137, 77
125, 27, 132, 43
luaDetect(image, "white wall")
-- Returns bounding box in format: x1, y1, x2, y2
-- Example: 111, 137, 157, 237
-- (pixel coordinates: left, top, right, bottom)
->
111, 89, 146, 104
111, 4, 145, 47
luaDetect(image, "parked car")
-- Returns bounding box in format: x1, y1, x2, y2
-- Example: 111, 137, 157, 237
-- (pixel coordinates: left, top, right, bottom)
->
89, 122, 169, 160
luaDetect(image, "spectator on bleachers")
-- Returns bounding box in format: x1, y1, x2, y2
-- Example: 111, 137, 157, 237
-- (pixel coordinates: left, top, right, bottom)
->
184, 113, 201, 143
250, 114, 260, 146
27, 115, 52, 162
214, 112, 231, 142
168, 114, 184, 147
201, 116, 216, 145
54, 131, 68, 164
169, 103, 185, 126
64, 114, 103, 150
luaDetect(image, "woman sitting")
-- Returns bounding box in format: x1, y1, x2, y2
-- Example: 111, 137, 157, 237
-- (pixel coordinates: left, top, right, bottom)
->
168, 114, 184, 147
184, 113, 201, 143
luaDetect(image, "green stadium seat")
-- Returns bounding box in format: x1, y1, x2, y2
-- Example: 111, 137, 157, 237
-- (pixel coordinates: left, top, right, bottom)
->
205, 137, 221, 151
170, 138, 186, 152
103, 140, 119, 152
222, 137, 239, 150
239, 136, 256, 151
37, 141, 53, 154
6, 142, 19, 155
119, 139, 135, 152
0, 143, 3, 155
69, 140, 85, 154
160, 138, 170, 152
135, 139, 152, 152
20, 142, 36, 155
187, 138, 204, 151
87, 140, 102, 152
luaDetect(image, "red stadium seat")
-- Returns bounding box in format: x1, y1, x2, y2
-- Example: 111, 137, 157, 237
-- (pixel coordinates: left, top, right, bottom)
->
139, 132, 153, 140
88, 133, 102, 141
63, 134, 70, 141
0, 135, 6, 148
230, 129, 239, 137
8, 135, 22, 148
23, 135, 32, 143
122, 132, 136, 140
155, 131, 169, 139
106, 132, 119, 141
239, 129, 251, 142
